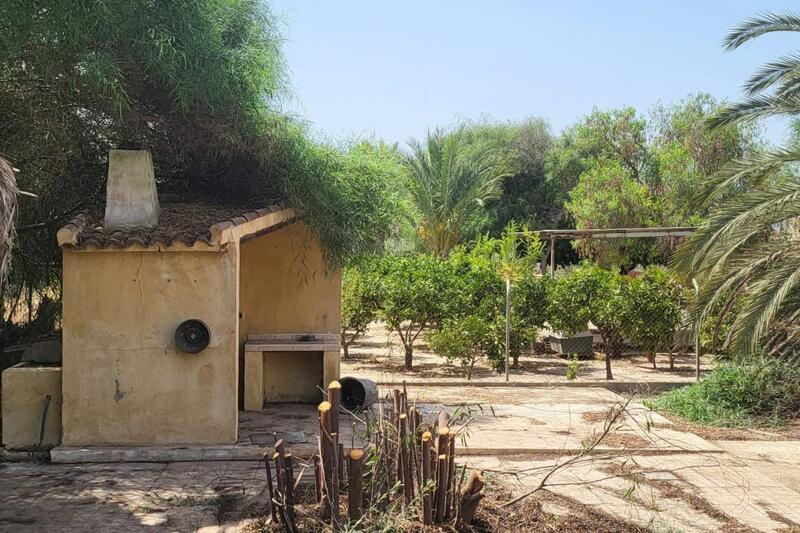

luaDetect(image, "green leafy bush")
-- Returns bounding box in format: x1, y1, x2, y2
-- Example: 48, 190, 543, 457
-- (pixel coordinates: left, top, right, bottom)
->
439, 225, 545, 372
428, 315, 490, 379
647, 357, 800, 427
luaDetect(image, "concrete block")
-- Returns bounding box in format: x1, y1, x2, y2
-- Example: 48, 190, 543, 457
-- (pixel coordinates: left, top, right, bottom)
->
244, 352, 264, 411
1, 363, 62, 449
104, 149, 159, 229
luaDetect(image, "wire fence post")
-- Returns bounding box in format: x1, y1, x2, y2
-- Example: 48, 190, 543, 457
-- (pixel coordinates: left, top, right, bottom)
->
505, 277, 511, 382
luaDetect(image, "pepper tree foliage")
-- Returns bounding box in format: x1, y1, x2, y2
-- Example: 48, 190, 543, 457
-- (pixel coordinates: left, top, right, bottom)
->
561, 95, 757, 270
0, 1, 400, 343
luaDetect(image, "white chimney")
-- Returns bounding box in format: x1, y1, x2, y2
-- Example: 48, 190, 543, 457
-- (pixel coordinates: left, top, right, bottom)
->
104, 149, 159, 229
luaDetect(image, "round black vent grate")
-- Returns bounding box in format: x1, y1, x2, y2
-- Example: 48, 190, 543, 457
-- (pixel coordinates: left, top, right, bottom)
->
175, 319, 210, 353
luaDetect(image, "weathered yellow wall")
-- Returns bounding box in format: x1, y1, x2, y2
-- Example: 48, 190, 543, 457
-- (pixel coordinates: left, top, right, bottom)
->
239, 222, 341, 402
61, 246, 239, 445
1, 364, 62, 449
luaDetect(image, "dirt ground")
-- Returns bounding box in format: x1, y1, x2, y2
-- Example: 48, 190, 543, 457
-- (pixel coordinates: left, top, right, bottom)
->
341, 323, 713, 386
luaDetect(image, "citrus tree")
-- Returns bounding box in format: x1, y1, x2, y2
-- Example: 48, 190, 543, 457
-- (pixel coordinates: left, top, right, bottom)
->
623, 266, 684, 369
341, 260, 382, 358
378, 254, 452, 369
547, 263, 628, 380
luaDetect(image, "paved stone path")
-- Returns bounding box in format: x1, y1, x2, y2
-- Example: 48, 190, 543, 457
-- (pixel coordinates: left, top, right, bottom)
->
2, 383, 799, 531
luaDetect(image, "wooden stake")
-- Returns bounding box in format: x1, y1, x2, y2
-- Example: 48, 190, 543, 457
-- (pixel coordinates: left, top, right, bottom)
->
282, 451, 296, 526
318, 401, 333, 521
421, 431, 433, 525
262, 452, 278, 523
446, 433, 456, 517
347, 449, 364, 521
399, 413, 414, 505
328, 380, 342, 435
434, 453, 448, 524
313, 453, 322, 503
330, 431, 340, 527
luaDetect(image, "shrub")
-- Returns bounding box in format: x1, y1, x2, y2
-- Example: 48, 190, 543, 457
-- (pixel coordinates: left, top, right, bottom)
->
647, 357, 800, 427
341, 260, 382, 358
428, 315, 490, 379
547, 263, 628, 379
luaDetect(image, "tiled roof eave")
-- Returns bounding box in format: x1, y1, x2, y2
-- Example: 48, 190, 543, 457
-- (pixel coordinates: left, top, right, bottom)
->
57, 204, 297, 251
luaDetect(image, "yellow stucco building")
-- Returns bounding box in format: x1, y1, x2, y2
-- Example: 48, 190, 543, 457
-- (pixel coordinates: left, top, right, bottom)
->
2, 150, 341, 449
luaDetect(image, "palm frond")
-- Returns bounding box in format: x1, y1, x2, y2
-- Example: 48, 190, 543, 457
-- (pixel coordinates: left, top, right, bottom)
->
743, 52, 800, 95
674, 176, 800, 276
707, 94, 800, 128
724, 12, 800, 50
690, 146, 800, 208
729, 249, 800, 354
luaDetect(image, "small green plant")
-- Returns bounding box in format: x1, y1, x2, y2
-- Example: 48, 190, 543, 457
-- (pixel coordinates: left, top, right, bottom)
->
566, 354, 580, 381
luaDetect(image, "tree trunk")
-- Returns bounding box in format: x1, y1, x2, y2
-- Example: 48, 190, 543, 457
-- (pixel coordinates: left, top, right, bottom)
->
341, 332, 349, 359
404, 343, 413, 370
647, 350, 656, 369
605, 353, 613, 380
467, 353, 477, 380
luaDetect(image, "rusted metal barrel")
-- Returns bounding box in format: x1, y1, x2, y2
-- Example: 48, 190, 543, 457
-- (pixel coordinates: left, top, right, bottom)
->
339, 377, 378, 411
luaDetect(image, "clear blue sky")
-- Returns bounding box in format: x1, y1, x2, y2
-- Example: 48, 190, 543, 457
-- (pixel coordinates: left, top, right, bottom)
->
270, 1, 800, 145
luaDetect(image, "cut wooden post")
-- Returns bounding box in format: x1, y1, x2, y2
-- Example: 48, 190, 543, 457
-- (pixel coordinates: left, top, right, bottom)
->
318, 401, 333, 521
434, 453, 448, 524
273, 452, 286, 526
330, 431, 340, 527
282, 451, 296, 526
347, 449, 364, 521
313, 453, 322, 503
262, 452, 278, 523
392, 389, 402, 424
399, 413, 414, 505
446, 433, 456, 517
421, 431, 433, 525
456, 473, 485, 526
328, 380, 341, 435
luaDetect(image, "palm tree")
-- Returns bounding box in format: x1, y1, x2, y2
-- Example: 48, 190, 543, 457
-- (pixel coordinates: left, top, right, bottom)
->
405, 127, 509, 257
674, 12, 800, 356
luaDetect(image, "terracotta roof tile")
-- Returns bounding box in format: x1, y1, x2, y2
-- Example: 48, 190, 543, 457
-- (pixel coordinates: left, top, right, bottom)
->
60, 202, 286, 250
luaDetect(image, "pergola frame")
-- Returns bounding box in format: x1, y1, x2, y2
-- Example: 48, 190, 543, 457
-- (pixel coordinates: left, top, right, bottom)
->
534, 226, 696, 275
532, 225, 701, 380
